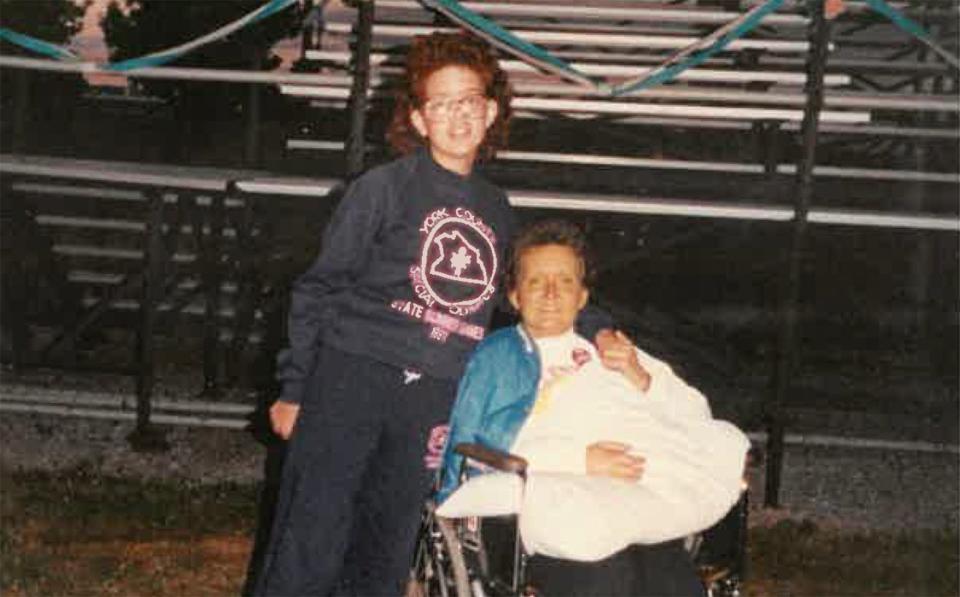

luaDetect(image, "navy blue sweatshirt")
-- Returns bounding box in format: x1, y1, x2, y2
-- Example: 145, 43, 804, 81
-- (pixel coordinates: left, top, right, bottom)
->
276, 148, 516, 404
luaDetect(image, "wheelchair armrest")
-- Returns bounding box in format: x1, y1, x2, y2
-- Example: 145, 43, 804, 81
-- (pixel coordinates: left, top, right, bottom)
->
454, 443, 528, 475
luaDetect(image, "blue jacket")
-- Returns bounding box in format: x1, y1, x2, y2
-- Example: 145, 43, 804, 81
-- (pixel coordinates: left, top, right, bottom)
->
437, 325, 540, 504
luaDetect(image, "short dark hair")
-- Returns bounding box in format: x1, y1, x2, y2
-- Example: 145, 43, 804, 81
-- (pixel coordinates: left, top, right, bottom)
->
506, 219, 595, 291
386, 32, 513, 161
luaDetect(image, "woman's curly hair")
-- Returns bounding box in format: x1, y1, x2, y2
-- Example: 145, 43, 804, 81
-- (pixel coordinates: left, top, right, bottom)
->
505, 219, 596, 292
386, 32, 512, 161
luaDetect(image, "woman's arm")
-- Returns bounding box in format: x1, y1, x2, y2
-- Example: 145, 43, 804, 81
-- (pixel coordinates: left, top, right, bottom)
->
271, 176, 389, 437
595, 329, 651, 391
596, 329, 711, 420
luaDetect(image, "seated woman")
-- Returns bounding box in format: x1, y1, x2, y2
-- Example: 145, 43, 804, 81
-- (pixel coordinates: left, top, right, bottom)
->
436, 219, 749, 596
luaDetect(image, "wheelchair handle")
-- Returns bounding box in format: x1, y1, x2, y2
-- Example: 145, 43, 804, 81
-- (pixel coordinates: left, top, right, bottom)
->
455, 443, 528, 475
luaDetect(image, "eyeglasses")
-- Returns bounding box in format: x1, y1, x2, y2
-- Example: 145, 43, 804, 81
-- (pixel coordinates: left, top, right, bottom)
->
420, 93, 488, 122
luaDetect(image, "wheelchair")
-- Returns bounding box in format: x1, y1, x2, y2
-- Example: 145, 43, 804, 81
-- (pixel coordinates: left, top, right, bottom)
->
407, 443, 749, 597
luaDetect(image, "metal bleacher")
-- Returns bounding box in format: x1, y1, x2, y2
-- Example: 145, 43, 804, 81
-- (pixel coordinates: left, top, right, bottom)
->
282, 0, 958, 222
0, 153, 337, 392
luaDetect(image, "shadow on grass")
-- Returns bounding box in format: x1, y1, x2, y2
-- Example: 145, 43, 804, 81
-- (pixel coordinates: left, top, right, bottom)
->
1, 466, 957, 596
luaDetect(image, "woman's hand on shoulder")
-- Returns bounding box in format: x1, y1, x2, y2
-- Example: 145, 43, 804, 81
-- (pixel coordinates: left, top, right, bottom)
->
595, 329, 651, 392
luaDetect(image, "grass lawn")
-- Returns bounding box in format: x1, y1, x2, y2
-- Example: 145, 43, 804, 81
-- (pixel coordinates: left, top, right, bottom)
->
1, 466, 957, 596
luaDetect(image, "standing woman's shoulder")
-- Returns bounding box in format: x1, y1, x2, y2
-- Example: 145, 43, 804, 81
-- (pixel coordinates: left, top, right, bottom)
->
332, 153, 424, 221
472, 173, 510, 206
349, 151, 422, 192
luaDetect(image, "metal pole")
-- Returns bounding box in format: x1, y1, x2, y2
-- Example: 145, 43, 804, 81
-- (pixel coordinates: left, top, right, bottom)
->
3, 180, 31, 369
765, 0, 831, 508
226, 182, 257, 384
300, 0, 317, 61
345, 0, 375, 178
906, 0, 936, 337
244, 54, 263, 167
758, 120, 781, 176
11, 70, 29, 152
202, 192, 226, 396
129, 189, 168, 451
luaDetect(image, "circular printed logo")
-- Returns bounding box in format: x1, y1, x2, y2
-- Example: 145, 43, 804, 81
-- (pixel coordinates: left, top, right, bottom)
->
419, 215, 498, 311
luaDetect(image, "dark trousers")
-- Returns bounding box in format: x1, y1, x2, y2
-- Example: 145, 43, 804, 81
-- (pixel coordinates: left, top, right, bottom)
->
253, 345, 455, 597
527, 540, 706, 597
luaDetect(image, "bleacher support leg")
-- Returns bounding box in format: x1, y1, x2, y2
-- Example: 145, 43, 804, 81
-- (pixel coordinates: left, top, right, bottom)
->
226, 183, 258, 386
201, 193, 226, 397
767, 0, 832, 508
757, 120, 781, 176
130, 189, 169, 452
345, 0, 375, 178
10, 71, 29, 152
244, 54, 263, 168
2, 185, 32, 369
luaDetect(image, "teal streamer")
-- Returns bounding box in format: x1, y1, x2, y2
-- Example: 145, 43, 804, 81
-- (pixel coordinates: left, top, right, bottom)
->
424, 0, 598, 89
0, 0, 296, 72
864, 0, 930, 42
612, 0, 786, 95
104, 0, 297, 71
862, 0, 959, 69
0, 27, 79, 61
424, 0, 788, 94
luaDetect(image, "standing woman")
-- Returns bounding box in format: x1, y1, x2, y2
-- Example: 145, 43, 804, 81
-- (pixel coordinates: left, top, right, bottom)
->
253, 32, 515, 596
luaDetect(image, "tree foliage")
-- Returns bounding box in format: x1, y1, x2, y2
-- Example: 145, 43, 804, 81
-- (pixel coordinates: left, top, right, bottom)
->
99, 0, 305, 163
0, 0, 91, 153
0, 0, 89, 48
101, 0, 302, 97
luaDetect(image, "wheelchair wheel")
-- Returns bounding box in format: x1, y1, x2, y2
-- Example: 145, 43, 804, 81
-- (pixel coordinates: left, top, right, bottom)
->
701, 568, 742, 597
408, 507, 472, 597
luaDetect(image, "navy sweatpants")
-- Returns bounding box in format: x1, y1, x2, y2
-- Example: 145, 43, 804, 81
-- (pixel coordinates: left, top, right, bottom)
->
254, 345, 455, 596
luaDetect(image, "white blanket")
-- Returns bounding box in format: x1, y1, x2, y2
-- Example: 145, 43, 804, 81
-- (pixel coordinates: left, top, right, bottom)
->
438, 336, 749, 561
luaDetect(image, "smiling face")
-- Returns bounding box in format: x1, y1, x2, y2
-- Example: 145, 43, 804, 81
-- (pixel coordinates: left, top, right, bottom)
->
509, 244, 589, 339
410, 65, 498, 176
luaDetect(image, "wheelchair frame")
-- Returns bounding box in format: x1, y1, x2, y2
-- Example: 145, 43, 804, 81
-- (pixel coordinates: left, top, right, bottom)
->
408, 443, 748, 597
409, 443, 530, 597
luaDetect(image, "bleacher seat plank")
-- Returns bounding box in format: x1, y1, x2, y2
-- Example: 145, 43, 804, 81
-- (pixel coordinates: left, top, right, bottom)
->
323, 22, 819, 53
304, 49, 853, 86
374, 0, 811, 26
